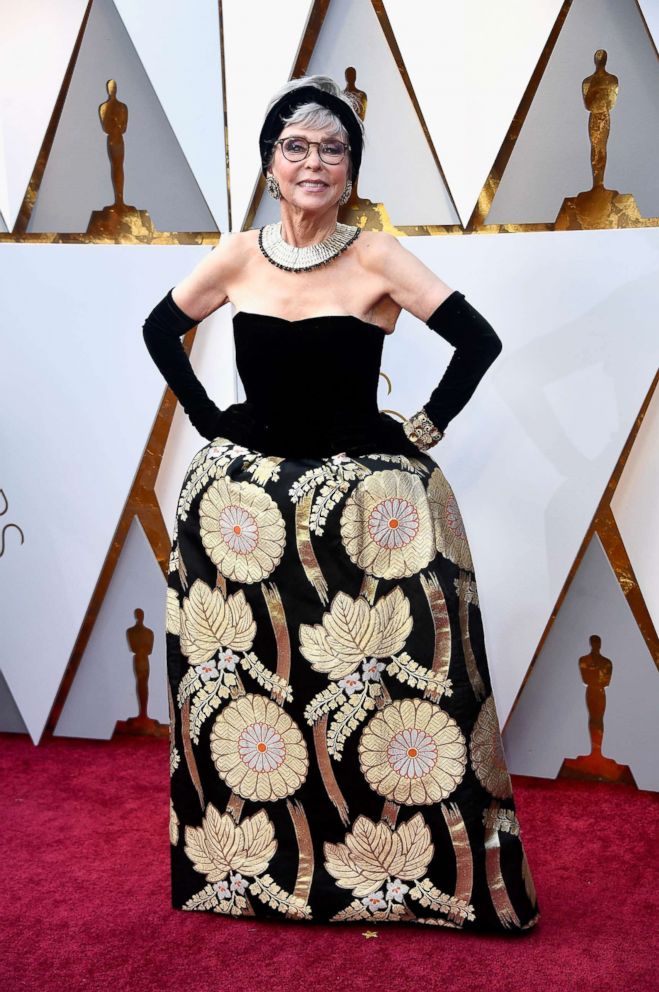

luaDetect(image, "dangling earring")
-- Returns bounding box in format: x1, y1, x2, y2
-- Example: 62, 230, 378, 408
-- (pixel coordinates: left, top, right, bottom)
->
338, 180, 353, 206
266, 173, 281, 200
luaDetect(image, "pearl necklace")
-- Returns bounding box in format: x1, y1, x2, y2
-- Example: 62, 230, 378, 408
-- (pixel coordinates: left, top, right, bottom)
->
258, 221, 361, 272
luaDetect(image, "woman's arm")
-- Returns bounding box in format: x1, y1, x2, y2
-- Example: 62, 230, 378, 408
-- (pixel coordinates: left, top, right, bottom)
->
366, 234, 503, 449
170, 232, 241, 321
142, 235, 255, 443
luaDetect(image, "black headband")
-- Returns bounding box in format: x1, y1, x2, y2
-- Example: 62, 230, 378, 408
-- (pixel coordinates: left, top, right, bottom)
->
259, 84, 363, 183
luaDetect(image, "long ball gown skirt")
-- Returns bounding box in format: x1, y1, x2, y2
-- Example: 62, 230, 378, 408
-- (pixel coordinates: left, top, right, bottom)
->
165, 312, 540, 932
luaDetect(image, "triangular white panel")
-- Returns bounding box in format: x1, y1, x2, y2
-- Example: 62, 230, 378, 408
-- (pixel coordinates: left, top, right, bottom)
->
0, 243, 208, 743
29, 0, 216, 233
487, 0, 659, 224
503, 533, 659, 790
637, 0, 659, 56
383, 0, 564, 226
610, 382, 659, 635
0, 0, 88, 230
3, 229, 659, 743
54, 516, 168, 740
223, 0, 314, 229
252, 0, 453, 228
114, 0, 229, 231
0, 671, 29, 734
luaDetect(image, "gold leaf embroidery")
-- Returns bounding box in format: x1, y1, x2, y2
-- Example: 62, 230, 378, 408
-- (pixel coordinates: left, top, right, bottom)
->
326, 687, 377, 759
482, 806, 520, 835
408, 877, 475, 922
331, 898, 409, 922
304, 683, 346, 726
324, 812, 433, 897
189, 679, 232, 745
179, 579, 256, 666
243, 454, 284, 485
166, 587, 181, 634
169, 798, 180, 846
386, 651, 452, 699
249, 873, 312, 918
299, 587, 412, 679
238, 650, 293, 702
184, 803, 276, 880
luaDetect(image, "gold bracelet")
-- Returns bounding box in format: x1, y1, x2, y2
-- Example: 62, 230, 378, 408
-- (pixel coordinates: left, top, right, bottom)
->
402, 407, 445, 450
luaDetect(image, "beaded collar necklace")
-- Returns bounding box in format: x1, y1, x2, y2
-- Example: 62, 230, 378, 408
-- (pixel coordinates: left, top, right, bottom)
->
258, 221, 361, 272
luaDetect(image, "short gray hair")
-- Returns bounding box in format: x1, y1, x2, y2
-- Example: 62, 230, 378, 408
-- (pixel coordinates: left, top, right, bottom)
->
263, 74, 365, 171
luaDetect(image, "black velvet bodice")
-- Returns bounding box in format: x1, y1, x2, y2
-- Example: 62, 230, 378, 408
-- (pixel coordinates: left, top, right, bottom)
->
142, 286, 503, 460
232, 311, 419, 458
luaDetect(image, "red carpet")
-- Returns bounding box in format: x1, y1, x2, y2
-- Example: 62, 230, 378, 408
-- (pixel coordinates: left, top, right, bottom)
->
1, 732, 656, 992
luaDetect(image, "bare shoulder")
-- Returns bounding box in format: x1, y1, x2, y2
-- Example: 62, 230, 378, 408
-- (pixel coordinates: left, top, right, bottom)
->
212, 229, 255, 268
354, 229, 400, 267
171, 230, 252, 321
355, 229, 453, 321
226, 228, 259, 254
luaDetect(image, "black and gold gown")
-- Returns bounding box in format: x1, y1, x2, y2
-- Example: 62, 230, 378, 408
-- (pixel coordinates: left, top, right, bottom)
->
162, 307, 540, 932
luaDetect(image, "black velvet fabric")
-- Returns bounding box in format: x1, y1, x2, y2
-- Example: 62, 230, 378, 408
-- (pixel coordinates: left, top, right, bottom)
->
422, 290, 503, 433
142, 288, 501, 455
142, 290, 258, 447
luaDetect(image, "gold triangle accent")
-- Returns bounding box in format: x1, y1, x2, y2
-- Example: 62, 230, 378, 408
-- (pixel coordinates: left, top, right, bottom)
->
504, 370, 659, 733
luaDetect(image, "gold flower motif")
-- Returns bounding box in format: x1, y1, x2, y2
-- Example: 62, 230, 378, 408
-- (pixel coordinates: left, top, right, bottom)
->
199, 477, 286, 583
340, 470, 435, 578
184, 802, 277, 881
358, 698, 467, 805
324, 812, 433, 897
210, 693, 309, 801
427, 467, 473, 571
469, 695, 513, 798
179, 578, 256, 666
299, 586, 412, 680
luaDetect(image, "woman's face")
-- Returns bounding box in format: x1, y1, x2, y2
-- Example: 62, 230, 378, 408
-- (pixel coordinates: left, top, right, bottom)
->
268, 123, 350, 211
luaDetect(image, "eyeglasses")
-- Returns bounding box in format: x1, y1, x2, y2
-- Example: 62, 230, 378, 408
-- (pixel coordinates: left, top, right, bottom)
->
273, 136, 350, 165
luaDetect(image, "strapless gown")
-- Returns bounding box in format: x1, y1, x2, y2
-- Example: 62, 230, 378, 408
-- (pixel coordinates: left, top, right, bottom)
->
165, 310, 540, 932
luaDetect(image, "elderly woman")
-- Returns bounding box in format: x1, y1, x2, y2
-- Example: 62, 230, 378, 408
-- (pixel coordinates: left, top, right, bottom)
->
143, 75, 539, 933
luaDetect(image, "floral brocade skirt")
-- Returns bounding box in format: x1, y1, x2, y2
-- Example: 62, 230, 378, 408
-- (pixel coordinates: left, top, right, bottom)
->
165, 436, 540, 932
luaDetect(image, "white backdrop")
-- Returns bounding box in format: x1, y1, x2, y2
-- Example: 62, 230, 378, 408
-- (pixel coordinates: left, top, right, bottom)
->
0, 0, 657, 765
1, 229, 657, 744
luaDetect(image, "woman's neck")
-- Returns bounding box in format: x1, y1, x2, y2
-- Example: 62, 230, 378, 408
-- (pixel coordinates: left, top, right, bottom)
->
278, 205, 339, 247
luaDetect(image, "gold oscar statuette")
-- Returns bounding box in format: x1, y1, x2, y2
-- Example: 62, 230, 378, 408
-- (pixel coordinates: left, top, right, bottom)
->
87, 78, 156, 239
558, 634, 636, 785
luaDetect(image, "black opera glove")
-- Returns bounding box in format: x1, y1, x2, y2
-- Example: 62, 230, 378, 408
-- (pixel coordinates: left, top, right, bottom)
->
402, 290, 503, 451
142, 288, 256, 444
